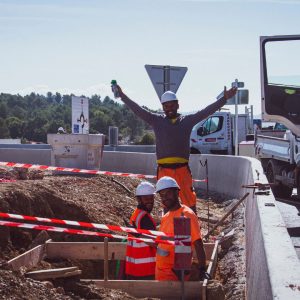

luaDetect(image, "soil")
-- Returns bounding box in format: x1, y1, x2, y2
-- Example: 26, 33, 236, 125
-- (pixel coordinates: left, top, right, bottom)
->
0, 169, 246, 299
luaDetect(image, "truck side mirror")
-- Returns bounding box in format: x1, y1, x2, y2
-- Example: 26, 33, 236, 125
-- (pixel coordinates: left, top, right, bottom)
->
197, 126, 204, 136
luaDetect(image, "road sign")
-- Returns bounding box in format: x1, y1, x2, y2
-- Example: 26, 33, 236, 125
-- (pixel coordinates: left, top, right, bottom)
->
173, 216, 192, 271
72, 96, 89, 134
145, 64, 188, 99
226, 89, 249, 105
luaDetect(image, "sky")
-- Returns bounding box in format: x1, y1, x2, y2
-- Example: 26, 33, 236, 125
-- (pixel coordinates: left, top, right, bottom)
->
0, 0, 300, 116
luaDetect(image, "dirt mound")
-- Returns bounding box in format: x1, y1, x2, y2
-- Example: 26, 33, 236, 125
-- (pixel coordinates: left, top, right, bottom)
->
0, 175, 148, 299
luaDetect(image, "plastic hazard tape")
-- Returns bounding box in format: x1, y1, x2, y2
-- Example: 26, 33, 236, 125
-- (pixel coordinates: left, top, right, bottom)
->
0, 212, 172, 238
0, 161, 207, 183
0, 220, 178, 246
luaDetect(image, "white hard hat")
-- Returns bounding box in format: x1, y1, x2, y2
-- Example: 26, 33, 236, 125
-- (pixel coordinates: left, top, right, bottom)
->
58, 127, 65, 132
160, 91, 178, 104
156, 176, 180, 193
136, 181, 155, 196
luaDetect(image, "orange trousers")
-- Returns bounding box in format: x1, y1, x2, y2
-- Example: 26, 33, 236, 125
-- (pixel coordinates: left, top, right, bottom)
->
157, 165, 196, 209
155, 266, 190, 281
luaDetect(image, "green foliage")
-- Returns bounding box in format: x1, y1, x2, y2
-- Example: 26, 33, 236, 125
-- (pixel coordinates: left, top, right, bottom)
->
6, 117, 24, 138
0, 92, 156, 143
139, 132, 155, 145
0, 118, 10, 138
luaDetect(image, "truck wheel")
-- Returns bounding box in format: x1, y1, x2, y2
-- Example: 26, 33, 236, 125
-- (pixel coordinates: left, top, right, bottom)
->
190, 148, 201, 154
266, 160, 293, 198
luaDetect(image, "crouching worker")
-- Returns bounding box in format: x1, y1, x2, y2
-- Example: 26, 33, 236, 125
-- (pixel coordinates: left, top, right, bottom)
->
155, 176, 209, 281
125, 181, 157, 280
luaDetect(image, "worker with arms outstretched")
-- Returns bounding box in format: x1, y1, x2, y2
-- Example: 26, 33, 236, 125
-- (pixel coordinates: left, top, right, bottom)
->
115, 84, 237, 214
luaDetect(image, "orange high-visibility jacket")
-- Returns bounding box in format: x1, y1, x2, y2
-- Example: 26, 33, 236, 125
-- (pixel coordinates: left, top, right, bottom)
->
156, 205, 201, 272
125, 208, 156, 277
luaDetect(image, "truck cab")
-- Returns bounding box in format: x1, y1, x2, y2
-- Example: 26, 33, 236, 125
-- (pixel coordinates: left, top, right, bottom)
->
190, 112, 251, 155
256, 34, 300, 198
190, 112, 231, 154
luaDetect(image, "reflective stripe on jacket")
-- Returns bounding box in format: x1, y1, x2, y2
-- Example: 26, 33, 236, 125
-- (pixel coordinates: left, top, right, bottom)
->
125, 208, 156, 277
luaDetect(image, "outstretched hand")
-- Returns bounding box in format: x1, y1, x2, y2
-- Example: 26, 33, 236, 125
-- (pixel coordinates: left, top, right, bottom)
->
224, 86, 238, 100
116, 85, 125, 99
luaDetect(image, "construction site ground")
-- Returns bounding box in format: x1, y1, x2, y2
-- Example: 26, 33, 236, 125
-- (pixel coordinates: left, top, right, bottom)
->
0, 169, 246, 300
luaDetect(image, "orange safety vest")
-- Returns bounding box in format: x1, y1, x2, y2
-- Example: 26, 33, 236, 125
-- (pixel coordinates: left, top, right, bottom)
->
125, 208, 156, 277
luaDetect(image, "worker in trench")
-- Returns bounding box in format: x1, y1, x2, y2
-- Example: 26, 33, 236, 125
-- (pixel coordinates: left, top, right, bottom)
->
155, 176, 210, 281
125, 181, 157, 280
115, 85, 237, 214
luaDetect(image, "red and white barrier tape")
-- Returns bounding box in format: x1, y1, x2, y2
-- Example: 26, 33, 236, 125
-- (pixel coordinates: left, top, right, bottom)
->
0, 179, 16, 183
0, 161, 207, 183
0, 220, 178, 246
0, 212, 172, 238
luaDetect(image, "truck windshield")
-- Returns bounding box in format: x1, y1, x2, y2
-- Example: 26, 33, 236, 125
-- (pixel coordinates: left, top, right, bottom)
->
266, 40, 300, 87
274, 123, 287, 130
263, 38, 300, 125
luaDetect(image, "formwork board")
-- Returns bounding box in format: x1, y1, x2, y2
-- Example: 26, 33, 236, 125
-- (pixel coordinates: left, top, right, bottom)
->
45, 241, 215, 261
7, 244, 46, 271
81, 279, 203, 299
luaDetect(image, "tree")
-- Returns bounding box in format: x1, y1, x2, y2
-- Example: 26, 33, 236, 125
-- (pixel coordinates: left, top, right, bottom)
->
0, 118, 10, 138
139, 132, 155, 145
0, 102, 8, 118
90, 110, 112, 134
6, 117, 24, 138
0, 92, 160, 143
55, 92, 62, 104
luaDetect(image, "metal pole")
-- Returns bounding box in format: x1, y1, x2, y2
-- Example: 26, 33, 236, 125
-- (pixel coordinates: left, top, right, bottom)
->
163, 65, 170, 92
234, 79, 239, 156
181, 270, 185, 300
250, 105, 254, 133
205, 159, 209, 238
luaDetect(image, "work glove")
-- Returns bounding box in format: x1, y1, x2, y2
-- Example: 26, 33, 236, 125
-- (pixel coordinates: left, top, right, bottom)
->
198, 266, 211, 281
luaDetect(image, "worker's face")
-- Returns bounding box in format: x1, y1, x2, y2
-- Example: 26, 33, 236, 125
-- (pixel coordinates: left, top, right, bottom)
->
138, 195, 154, 213
162, 101, 179, 119
158, 188, 179, 210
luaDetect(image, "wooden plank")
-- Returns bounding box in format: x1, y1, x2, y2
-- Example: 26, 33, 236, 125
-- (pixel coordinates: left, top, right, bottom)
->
203, 243, 214, 262
81, 279, 203, 299
202, 239, 219, 300
104, 237, 108, 280
199, 215, 219, 224
46, 241, 215, 261
26, 267, 82, 280
205, 193, 249, 239
46, 242, 127, 260
8, 244, 46, 271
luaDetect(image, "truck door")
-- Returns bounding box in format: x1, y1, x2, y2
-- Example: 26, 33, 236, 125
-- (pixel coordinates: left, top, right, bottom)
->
261, 35, 300, 136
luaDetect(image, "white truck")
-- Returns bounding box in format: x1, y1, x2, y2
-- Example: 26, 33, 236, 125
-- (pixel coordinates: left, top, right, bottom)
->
255, 34, 300, 198
190, 111, 251, 154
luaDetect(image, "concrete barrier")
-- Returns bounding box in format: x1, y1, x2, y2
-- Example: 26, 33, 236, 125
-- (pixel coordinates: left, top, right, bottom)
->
0, 148, 51, 165
104, 145, 156, 153
101, 151, 300, 299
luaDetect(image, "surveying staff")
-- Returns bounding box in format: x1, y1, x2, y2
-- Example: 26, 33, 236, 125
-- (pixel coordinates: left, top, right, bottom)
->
155, 176, 209, 281
115, 85, 237, 214
125, 181, 157, 280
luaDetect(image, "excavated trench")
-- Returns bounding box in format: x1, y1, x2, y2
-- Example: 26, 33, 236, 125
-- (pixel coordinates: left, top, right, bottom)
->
0, 172, 246, 299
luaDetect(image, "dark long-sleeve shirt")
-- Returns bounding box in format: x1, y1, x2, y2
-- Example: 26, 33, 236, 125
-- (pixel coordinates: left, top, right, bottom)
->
121, 95, 227, 161
136, 204, 156, 230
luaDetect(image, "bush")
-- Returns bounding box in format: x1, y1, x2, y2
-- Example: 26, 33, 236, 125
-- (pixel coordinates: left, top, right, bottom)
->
139, 132, 155, 145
